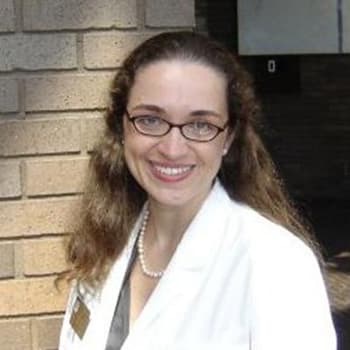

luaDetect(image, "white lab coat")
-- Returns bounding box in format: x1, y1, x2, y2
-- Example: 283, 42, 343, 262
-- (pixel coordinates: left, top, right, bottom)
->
59, 181, 336, 350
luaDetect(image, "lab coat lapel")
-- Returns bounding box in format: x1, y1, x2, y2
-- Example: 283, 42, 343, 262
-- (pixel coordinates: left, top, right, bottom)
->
83, 211, 144, 350
123, 181, 233, 349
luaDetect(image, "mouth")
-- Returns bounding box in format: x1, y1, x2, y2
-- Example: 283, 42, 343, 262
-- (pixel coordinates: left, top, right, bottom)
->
150, 162, 194, 182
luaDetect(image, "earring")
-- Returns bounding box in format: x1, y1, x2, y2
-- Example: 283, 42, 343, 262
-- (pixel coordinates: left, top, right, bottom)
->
223, 148, 228, 156
121, 139, 124, 145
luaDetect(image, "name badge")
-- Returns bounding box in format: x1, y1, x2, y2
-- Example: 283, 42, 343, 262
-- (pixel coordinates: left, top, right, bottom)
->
70, 296, 90, 339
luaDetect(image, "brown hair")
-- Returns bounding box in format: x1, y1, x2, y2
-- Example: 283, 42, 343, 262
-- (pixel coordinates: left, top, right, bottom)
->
60, 31, 318, 288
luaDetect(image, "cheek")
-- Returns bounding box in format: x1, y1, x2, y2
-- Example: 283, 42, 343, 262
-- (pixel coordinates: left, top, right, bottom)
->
123, 134, 153, 169
122, 132, 138, 171
123, 117, 134, 141
200, 143, 225, 169
123, 120, 139, 155
123, 143, 145, 187
123, 140, 140, 172
123, 147, 133, 176
211, 152, 224, 172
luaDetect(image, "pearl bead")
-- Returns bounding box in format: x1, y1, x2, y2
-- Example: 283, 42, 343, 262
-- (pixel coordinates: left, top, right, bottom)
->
137, 209, 164, 278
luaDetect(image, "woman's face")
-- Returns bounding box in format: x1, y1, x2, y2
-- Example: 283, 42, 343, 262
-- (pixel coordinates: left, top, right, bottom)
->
123, 59, 234, 211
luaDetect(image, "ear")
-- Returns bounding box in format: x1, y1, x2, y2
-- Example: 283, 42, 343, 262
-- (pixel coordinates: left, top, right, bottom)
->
223, 130, 235, 156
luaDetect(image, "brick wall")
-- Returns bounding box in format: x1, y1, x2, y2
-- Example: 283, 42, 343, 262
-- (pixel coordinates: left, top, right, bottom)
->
0, 1, 195, 349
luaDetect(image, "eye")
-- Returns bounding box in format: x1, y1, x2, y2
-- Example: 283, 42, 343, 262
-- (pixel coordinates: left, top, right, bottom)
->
187, 121, 216, 135
135, 115, 162, 126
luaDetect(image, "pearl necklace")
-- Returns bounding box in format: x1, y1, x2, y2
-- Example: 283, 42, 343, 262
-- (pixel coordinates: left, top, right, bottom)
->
137, 209, 164, 279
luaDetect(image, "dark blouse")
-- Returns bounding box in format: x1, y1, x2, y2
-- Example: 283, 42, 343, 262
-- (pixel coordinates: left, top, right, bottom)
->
105, 247, 137, 350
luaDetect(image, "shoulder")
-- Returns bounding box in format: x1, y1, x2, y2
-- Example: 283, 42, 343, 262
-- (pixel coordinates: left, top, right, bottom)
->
229, 207, 336, 349
209, 183, 319, 282
224, 193, 316, 266
214, 184, 325, 294
220, 193, 335, 348
211, 181, 315, 262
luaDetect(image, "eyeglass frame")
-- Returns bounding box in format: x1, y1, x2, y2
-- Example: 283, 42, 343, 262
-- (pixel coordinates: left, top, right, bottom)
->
124, 110, 229, 142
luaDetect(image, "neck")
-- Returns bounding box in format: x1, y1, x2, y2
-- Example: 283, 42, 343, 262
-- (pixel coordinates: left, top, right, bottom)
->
147, 191, 209, 249
137, 203, 196, 279
147, 205, 187, 250
137, 187, 213, 278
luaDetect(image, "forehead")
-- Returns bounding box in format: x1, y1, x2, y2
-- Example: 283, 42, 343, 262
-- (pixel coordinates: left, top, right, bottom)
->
128, 60, 227, 113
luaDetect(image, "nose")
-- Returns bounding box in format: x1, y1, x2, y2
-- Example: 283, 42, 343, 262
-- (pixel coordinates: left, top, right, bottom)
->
156, 126, 189, 159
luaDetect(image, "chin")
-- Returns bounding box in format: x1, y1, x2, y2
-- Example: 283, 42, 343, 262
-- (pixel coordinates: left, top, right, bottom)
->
148, 185, 211, 210
150, 191, 190, 207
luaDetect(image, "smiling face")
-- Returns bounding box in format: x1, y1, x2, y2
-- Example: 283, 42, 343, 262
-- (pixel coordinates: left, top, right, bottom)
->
123, 59, 234, 212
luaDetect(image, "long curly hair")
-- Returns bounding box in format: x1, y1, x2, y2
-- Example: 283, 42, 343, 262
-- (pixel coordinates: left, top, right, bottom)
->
60, 31, 317, 288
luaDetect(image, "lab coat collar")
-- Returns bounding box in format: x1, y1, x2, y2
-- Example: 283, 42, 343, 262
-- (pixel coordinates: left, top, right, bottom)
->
80, 180, 236, 350
163, 180, 234, 270
123, 180, 237, 347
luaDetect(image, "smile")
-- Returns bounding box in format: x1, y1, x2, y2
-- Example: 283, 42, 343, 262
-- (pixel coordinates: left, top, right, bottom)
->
154, 164, 193, 176
150, 162, 195, 182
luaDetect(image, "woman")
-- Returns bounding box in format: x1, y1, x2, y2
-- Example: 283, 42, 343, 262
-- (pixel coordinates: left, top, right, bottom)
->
59, 31, 336, 349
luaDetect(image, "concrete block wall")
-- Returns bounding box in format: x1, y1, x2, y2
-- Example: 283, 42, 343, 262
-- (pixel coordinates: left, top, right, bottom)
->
0, 1, 195, 349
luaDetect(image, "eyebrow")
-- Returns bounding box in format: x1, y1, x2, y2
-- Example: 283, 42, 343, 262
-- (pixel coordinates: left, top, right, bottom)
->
189, 110, 222, 119
130, 104, 163, 113
130, 104, 223, 119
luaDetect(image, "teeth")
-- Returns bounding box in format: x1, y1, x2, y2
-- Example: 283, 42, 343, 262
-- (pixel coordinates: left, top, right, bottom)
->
154, 165, 192, 176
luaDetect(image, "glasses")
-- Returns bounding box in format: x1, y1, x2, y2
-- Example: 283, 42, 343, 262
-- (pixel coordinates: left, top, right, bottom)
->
125, 111, 228, 142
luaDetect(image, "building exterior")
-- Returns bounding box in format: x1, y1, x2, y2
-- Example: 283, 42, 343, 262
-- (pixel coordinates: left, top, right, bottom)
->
0, 1, 349, 349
